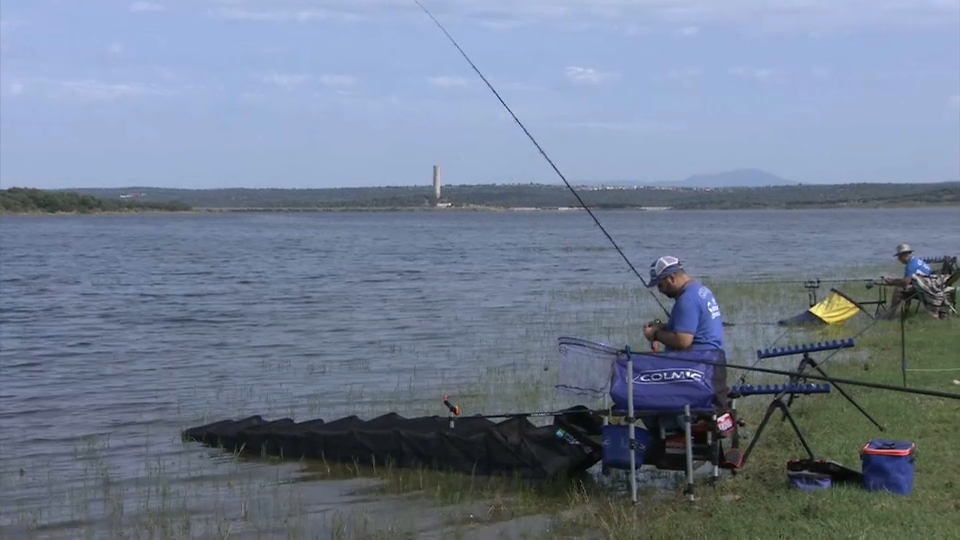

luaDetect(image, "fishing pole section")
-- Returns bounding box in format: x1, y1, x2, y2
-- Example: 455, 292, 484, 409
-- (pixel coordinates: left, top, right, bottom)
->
412, 0, 671, 319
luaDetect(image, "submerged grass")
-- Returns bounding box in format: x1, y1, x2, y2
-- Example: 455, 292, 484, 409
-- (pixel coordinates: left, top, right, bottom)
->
4, 274, 956, 539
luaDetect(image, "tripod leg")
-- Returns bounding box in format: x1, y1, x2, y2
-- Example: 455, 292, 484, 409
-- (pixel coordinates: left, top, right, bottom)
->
901, 302, 908, 387
781, 356, 810, 422
808, 361, 885, 431
777, 402, 816, 460
739, 398, 782, 468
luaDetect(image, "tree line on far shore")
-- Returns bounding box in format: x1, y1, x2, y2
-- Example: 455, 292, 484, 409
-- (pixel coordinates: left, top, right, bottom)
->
70, 181, 960, 210
3, 181, 958, 213
0, 188, 192, 214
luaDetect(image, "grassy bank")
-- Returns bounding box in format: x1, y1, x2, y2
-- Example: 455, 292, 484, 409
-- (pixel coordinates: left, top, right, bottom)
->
318, 315, 956, 539
548, 315, 960, 539
234, 297, 960, 539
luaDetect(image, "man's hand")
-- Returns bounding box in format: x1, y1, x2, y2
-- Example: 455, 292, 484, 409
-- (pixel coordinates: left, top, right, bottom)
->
883, 276, 908, 288
643, 321, 664, 342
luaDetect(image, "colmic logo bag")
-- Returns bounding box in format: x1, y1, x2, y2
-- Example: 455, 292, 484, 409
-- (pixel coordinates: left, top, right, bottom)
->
860, 440, 917, 496
609, 349, 729, 413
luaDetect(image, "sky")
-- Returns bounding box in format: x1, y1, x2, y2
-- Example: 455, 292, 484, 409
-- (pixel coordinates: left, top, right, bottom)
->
0, 1, 958, 189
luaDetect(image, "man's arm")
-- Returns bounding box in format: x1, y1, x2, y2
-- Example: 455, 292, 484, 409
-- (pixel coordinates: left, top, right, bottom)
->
654, 327, 693, 350
884, 276, 912, 287
654, 295, 696, 350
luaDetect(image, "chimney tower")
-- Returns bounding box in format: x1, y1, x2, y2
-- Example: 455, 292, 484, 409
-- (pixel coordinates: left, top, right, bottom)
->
432, 165, 442, 202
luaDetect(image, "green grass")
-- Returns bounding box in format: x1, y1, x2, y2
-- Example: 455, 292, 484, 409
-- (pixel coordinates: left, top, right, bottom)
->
4, 275, 956, 539
324, 284, 960, 539
546, 315, 960, 539
316, 284, 957, 539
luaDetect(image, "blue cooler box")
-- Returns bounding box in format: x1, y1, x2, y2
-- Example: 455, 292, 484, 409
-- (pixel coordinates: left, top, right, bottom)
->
601, 424, 652, 469
860, 440, 916, 495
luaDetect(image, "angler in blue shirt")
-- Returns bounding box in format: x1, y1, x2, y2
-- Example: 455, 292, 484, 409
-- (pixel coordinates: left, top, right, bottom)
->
883, 243, 933, 286
639, 256, 729, 436
879, 243, 936, 319
642, 256, 727, 356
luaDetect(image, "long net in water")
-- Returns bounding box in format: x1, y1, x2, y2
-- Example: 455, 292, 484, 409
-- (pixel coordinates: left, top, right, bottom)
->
554, 336, 621, 399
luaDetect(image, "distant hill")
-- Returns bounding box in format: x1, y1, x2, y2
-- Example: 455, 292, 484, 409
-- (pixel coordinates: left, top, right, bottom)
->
665, 168, 795, 188
578, 168, 796, 188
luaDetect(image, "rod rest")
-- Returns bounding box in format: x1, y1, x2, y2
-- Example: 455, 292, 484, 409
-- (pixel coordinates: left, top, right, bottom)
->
729, 383, 832, 397
756, 339, 855, 359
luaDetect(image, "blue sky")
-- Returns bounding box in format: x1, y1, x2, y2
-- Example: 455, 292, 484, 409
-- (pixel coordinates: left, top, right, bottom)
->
1, 1, 958, 189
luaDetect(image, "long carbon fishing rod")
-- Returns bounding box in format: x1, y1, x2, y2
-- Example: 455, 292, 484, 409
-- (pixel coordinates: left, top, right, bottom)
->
620, 348, 960, 401
414, 0, 671, 319
699, 277, 883, 285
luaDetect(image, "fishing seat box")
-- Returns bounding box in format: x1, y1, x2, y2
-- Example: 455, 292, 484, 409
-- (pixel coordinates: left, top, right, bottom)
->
860, 440, 916, 495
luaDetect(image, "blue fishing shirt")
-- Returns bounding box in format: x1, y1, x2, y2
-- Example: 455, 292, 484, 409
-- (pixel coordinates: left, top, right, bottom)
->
904, 256, 933, 279
665, 281, 727, 354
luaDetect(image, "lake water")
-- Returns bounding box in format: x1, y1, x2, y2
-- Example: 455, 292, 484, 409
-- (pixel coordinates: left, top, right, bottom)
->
1, 207, 958, 538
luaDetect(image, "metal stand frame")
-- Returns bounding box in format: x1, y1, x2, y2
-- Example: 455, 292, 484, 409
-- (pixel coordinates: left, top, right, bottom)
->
900, 300, 908, 387
739, 388, 820, 466
785, 352, 884, 431
756, 340, 884, 431
732, 339, 887, 468
621, 346, 719, 505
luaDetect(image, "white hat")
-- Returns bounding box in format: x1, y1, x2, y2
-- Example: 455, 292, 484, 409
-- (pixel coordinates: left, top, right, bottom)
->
647, 255, 683, 288
895, 243, 913, 257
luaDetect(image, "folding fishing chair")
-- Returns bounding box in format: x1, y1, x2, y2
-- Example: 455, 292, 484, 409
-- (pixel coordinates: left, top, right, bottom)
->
902, 270, 958, 319
879, 255, 958, 320
555, 338, 741, 503
555, 337, 853, 502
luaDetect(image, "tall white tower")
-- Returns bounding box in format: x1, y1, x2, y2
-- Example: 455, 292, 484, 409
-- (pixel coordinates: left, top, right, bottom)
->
432, 165, 442, 202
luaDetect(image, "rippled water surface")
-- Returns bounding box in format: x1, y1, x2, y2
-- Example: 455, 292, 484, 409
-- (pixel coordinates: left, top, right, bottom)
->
1, 208, 958, 538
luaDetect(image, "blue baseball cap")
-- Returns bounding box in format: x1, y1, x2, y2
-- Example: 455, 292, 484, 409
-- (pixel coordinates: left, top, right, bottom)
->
647, 255, 684, 288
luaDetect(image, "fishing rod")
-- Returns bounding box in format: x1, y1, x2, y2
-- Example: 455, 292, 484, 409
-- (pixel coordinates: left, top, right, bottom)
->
413, 0, 671, 319
698, 276, 885, 287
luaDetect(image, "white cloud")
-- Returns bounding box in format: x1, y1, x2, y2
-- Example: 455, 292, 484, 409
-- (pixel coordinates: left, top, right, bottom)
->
729, 66, 777, 82
2, 76, 203, 101
257, 72, 311, 88
661, 67, 702, 85
319, 74, 357, 88
130, 2, 165, 12
811, 67, 830, 79
202, 1, 960, 33
51, 80, 172, 101
252, 72, 357, 92
107, 42, 124, 56
949, 94, 960, 113
5, 81, 24, 96
565, 66, 618, 85
569, 120, 686, 133
211, 6, 362, 23
427, 76, 469, 87
676, 26, 699, 36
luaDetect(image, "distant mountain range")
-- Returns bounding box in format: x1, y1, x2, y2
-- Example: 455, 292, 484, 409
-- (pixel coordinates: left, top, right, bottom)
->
592, 168, 798, 189
665, 168, 797, 188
